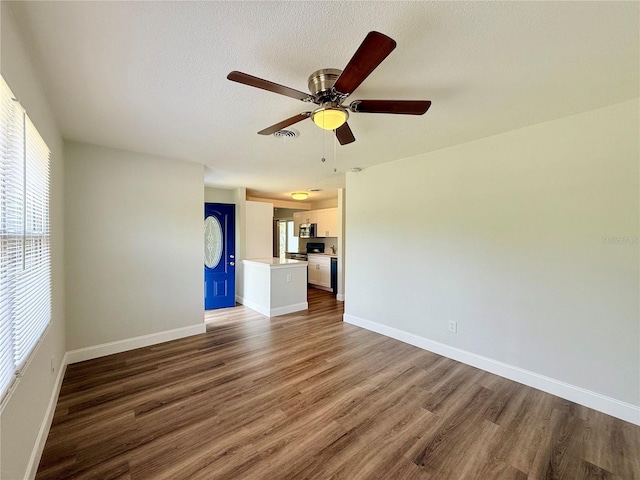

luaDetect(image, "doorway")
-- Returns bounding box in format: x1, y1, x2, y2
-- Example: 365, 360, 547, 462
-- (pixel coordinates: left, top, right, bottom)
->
204, 203, 235, 309
273, 219, 299, 258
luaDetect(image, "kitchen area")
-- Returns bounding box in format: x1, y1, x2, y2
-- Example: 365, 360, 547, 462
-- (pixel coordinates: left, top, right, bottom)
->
274, 205, 340, 297
205, 187, 344, 319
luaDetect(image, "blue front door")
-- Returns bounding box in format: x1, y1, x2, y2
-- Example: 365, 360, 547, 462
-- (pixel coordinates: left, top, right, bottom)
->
204, 203, 236, 309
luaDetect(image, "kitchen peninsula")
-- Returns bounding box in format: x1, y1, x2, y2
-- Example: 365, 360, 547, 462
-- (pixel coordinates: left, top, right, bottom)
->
241, 258, 308, 317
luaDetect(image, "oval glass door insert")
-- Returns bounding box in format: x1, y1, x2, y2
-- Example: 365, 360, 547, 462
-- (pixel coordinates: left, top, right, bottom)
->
204, 215, 223, 269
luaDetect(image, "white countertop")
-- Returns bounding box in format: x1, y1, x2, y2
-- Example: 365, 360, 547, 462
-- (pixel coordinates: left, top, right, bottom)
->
243, 257, 308, 268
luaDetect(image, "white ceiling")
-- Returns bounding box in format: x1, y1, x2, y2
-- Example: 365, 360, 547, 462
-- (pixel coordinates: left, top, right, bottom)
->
7, 1, 639, 202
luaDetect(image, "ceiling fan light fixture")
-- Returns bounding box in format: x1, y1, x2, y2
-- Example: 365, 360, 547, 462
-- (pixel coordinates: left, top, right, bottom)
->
312, 106, 348, 130
291, 192, 309, 200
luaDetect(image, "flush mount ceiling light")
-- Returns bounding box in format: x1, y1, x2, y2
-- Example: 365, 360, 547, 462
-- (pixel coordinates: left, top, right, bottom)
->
311, 105, 349, 131
291, 192, 309, 200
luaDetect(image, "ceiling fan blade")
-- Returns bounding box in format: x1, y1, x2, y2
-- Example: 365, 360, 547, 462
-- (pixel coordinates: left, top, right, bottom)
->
350, 100, 431, 115
333, 31, 397, 95
258, 112, 311, 135
227, 71, 314, 102
335, 123, 356, 145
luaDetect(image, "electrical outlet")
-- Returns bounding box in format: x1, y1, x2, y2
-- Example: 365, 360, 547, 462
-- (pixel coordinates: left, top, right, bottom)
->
286, 274, 292, 282
448, 321, 458, 333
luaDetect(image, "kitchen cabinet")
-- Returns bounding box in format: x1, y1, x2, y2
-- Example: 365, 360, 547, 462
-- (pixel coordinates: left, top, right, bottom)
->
307, 254, 331, 289
316, 208, 338, 238
293, 208, 337, 238
293, 210, 318, 237
242, 258, 308, 317
301, 211, 318, 225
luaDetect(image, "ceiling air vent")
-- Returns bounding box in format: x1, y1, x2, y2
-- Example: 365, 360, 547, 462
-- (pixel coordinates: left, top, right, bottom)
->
273, 128, 299, 139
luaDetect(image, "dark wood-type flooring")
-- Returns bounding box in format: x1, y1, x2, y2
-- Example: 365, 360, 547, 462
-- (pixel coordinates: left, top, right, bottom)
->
37, 289, 640, 479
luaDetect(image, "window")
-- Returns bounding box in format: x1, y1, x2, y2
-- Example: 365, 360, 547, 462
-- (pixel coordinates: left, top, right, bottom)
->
277, 220, 299, 258
287, 221, 299, 253
0, 76, 51, 402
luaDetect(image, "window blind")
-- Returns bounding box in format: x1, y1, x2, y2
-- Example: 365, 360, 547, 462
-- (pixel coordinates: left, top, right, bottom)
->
0, 76, 51, 402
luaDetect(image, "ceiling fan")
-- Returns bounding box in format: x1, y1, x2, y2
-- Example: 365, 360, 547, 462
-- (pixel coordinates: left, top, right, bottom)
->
227, 31, 431, 145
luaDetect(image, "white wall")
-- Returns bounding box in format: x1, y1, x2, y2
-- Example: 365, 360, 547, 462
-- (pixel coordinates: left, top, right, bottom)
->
311, 197, 338, 209
0, 5, 66, 479
273, 207, 305, 220
65, 142, 204, 350
235, 200, 273, 303
270, 265, 307, 312
245, 200, 273, 259
345, 99, 639, 418
205, 186, 234, 204
232, 188, 246, 299
248, 195, 311, 210
337, 188, 345, 301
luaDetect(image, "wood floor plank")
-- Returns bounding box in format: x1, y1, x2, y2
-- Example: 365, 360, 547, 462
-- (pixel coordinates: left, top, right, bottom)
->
36, 288, 640, 480
526, 407, 585, 479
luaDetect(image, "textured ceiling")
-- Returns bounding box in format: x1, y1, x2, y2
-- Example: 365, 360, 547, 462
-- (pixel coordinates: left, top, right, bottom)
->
7, 1, 639, 202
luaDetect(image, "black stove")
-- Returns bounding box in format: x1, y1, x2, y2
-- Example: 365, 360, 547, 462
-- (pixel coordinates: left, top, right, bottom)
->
306, 242, 325, 254
285, 243, 325, 261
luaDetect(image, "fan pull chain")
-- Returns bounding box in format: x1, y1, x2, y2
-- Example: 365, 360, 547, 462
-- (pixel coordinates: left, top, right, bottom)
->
333, 132, 337, 173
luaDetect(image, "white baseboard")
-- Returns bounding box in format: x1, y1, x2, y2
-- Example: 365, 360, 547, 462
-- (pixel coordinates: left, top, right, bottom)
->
237, 296, 308, 317
24, 352, 69, 480
343, 313, 640, 426
270, 302, 308, 317
310, 285, 332, 293
66, 323, 206, 364
236, 296, 269, 317
337, 293, 345, 302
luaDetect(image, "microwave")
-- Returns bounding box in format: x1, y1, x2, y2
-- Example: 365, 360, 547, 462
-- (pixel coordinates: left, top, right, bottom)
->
299, 223, 316, 238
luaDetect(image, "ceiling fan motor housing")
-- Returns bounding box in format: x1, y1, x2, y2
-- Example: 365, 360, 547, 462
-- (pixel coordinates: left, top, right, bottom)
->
308, 68, 342, 100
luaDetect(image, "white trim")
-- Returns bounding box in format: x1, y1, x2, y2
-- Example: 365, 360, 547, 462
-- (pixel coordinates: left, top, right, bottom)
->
24, 352, 69, 480
66, 324, 206, 364
236, 297, 308, 318
336, 293, 345, 302
270, 302, 308, 317
236, 296, 269, 317
343, 313, 640, 426
310, 285, 332, 293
